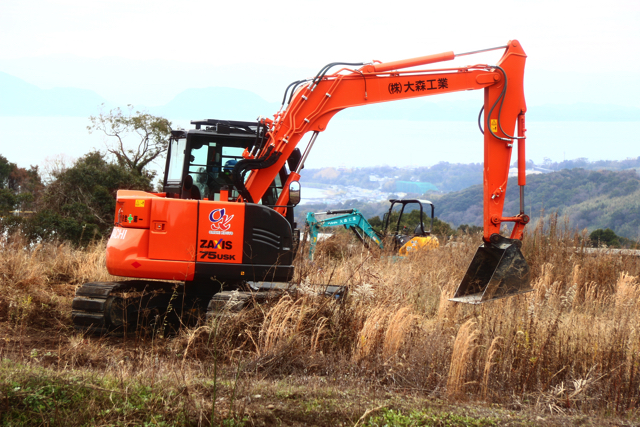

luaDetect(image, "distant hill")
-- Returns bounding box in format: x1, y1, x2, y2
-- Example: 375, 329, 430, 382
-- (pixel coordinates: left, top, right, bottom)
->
2, 70, 640, 122
431, 168, 640, 239
301, 162, 482, 193
300, 163, 484, 193
301, 158, 640, 195
298, 166, 640, 239
150, 87, 280, 121
337, 99, 640, 122
0, 72, 108, 116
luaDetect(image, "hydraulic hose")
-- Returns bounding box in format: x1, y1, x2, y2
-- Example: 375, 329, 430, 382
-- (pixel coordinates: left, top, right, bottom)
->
232, 146, 281, 203
310, 62, 367, 91
281, 80, 307, 107
487, 65, 525, 142
282, 62, 367, 108
287, 79, 310, 106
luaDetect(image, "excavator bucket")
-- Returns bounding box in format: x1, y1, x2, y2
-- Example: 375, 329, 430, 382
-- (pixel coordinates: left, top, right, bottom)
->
450, 235, 532, 304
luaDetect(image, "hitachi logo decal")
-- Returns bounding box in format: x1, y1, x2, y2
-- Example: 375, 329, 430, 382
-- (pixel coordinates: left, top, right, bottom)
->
110, 228, 127, 240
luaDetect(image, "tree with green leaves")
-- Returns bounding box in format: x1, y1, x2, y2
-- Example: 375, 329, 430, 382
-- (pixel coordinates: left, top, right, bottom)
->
590, 228, 620, 248
88, 105, 172, 177
0, 155, 42, 213
0, 154, 43, 236
23, 151, 153, 245
0, 155, 16, 215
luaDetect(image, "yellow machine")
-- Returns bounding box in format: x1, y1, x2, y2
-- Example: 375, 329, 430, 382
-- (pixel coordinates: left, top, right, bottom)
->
382, 199, 440, 256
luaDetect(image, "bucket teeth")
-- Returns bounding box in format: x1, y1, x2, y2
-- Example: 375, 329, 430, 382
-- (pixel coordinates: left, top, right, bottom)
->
451, 235, 532, 304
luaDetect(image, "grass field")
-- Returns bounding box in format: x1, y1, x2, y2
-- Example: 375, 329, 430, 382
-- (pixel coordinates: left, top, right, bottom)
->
1, 216, 640, 426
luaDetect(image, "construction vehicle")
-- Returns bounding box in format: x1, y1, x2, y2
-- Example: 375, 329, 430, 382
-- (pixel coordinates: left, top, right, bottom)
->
381, 199, 440, 255
72, 40, 533, 332
305, 209, 383, 260
305, 199, 440, 260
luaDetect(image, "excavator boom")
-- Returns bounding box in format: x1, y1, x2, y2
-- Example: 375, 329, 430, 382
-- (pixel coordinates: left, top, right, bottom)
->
237, 40, 532, 303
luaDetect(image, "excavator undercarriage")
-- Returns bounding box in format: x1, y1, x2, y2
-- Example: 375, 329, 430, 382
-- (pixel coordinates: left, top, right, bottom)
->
72, 281, 209, 334
72, 280, 345, 333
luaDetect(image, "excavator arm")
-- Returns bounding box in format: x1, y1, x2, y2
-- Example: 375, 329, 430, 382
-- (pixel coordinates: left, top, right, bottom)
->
236, 40, 532, 303
238, 40, 528, 244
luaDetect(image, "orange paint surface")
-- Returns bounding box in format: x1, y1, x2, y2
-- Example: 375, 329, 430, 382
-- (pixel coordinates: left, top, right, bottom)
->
241, 40, 528, 242
148, 198, 198, 261
106, 227, 195, 281
115, 190, 153, 229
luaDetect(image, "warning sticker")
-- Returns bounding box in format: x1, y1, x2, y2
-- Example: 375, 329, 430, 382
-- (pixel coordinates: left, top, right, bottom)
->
135, 200, 145, 208
490, 119, 498, 133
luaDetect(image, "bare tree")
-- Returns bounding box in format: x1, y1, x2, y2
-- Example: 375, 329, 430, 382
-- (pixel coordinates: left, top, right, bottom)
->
88, 105, 172, 176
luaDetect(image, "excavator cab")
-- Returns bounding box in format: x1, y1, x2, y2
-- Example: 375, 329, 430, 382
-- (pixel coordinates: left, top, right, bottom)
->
382, 199, 440, 255
164, 120, 294, 213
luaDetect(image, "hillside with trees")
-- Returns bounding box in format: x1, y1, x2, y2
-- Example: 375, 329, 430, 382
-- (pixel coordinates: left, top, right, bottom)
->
300, 162, 484, 193
300, 157, 640, 195
430, 168, 640, 239
297, 167, 640, 241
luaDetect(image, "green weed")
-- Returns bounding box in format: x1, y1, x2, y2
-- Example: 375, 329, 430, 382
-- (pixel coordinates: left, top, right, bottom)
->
364, 408, 498, 427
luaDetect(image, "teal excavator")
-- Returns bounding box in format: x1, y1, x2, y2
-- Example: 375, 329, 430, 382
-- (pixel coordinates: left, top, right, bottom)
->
304, 199, 441, 260
305, 209, 383, 260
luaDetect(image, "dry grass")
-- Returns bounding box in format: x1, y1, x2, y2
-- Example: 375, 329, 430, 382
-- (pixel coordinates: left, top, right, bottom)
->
0, 233, 114, 333
2, 216, 640, 424
446, 319, 478, 399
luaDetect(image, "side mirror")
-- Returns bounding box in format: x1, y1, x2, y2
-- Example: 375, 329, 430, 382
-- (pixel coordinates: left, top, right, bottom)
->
289, 181, 301, 206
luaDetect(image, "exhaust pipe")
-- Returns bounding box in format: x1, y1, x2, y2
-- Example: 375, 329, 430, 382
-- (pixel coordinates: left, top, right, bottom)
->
451, 234, 532, 304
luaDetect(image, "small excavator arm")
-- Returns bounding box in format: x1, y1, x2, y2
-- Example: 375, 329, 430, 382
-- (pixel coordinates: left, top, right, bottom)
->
238, 40, 532, 303
305, 209, 383, 260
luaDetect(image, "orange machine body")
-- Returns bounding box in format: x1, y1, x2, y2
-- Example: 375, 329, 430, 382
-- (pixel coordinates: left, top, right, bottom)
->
106, 190, 292, 284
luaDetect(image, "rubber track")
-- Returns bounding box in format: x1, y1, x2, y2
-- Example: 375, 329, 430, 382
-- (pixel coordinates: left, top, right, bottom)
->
204, 284, 347, 319
206, 290, 280, 321
74, 281, 347, 332
72, 280, 183, 334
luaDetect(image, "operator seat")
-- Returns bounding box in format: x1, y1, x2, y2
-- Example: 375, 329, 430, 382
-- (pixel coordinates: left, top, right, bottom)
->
414, 223, 428, 236
181, 175, 202, 200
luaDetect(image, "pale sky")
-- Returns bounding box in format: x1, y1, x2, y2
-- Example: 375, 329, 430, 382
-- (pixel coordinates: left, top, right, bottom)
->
1, 0, 639, 170
2, 0, 638, 75
2, 0, 639, 106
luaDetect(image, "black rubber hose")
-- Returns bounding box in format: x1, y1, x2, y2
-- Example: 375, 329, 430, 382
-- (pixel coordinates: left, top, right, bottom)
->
283, 62, 367, 107
310, 62, 367, 90
250, 121, 268, 157
287, 80, 310, 106
232, 146, 281, 204
281, 80, 305, 107
486, 65, 525, 142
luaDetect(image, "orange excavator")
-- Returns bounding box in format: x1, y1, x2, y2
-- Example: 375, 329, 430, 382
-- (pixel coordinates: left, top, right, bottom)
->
73, 40, 532, 332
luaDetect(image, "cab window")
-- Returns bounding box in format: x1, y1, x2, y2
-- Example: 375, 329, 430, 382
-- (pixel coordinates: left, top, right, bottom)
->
185, 138, 287, 203
166, 138, 186, 183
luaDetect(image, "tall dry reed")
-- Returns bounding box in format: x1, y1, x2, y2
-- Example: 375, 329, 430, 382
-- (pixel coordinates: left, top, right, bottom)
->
3, 217, 640, 415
